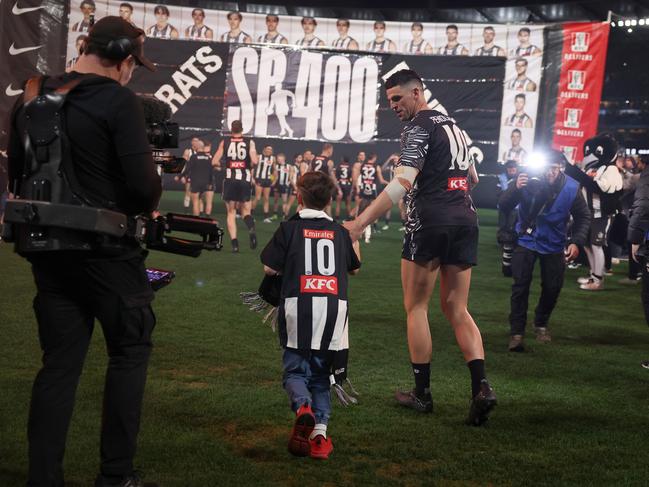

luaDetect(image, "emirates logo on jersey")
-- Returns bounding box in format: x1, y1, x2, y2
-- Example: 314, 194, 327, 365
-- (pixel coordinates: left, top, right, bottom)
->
300, 275, 338, 294
447, 177, 468, 191
304, 229, 335, 240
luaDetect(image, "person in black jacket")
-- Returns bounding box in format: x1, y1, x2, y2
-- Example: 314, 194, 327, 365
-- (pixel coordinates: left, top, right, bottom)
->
499, 151, 590, 351
7, 17, 160, 487
627, 158, 649, 368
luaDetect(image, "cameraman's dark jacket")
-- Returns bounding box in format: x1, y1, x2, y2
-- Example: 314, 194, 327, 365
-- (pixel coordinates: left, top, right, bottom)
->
499, 172, 590, 254
628, 165, 649, 244
7, 72, 161, 256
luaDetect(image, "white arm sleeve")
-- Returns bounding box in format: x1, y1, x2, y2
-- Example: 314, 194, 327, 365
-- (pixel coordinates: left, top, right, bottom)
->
384, 166, 419, 203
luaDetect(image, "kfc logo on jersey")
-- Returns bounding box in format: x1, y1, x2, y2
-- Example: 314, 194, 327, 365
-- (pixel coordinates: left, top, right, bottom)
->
300, 275, 338, 295
304, 229, 335, 240
447, 177, 468, 191
568, 70, 586, 91
564, 108, 582, 129
229, 161, 246, 169
571, 32, 590, 52
561, 146, 578, 163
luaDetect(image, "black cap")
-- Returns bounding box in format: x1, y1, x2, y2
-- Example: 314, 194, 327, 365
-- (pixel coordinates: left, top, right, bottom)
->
87, 16, 155, 71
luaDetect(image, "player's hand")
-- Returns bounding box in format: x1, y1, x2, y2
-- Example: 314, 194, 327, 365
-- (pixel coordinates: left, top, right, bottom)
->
565, 243, 579, 262
516, 173, 528, 189
632, 243, 640, 263
343, 219, 363, 242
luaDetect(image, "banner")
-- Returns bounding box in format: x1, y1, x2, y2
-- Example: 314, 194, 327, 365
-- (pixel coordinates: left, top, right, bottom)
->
552, 22, 610, 163
223, 46, 381, 143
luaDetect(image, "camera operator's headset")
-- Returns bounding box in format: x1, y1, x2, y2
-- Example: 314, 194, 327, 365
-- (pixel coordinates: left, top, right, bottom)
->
100, 35, 139, 63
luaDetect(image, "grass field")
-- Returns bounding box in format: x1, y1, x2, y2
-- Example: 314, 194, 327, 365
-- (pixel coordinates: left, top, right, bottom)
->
1, 191, 649, 487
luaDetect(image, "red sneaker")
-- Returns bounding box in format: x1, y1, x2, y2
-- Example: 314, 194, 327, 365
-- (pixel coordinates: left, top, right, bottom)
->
287, 404, 315, 457
309, 435, 333, 460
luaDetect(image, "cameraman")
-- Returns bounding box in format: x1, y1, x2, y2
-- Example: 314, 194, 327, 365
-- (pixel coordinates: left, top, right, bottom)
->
7, 17, 161, 487
498, 151, 590, 352
497, 160, 519, 277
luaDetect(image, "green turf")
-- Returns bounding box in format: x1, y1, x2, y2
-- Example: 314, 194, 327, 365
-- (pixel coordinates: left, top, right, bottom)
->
1, 192, 648, 486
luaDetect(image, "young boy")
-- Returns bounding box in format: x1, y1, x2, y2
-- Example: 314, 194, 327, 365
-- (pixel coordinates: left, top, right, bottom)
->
260, 171, 361, 460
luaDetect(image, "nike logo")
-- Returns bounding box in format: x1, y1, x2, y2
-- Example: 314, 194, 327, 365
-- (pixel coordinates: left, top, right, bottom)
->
9, 43, 42, 55
12, 2, 44, 15
5, 84, 24, 97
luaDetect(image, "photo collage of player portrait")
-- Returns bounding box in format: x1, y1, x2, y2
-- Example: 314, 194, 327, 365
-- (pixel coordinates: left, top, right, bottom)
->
66, 1, 546, 163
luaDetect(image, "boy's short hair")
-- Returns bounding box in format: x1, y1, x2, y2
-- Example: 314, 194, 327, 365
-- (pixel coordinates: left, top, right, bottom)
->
297, 172, 336, 210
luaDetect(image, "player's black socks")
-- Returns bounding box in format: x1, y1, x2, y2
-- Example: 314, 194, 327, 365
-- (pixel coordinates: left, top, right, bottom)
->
467, 359, 486, 397
231, 238, 239, 252
243, 215, 256, 232
411, 362, 430, 396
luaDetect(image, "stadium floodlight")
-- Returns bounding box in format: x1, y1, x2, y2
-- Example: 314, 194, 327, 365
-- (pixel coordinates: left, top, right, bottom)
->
610, 21, 616, 27
640, 19, 646, 26
628, 28, 633, 33
631, 19, 637, 26
625, 19, 632, 26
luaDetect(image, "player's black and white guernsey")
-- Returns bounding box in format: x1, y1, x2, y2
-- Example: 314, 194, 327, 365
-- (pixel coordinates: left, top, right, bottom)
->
438, 44, 466, 55
254, 154, 275, 188
358, 163, 379, 199
311, 155, 330, 175
508, 77, 535, 91
369, 39, 393, 52
406, 40, 430, 55
503, 146, 527, 164
513, 45, 540, 57
147, 24, 176, 39
399, 110, 477, 233
475, 45, 503, 56
506, 113, 533, 128
71, 20, 92, 32
258, 32, 287, 44
276, 162, 292, 194
186, 25, 212, 39
336, 161, 353, 196
260, 210, 361, 351
224, 136, 252, 182
221, 31, 249, 43
296, 37, 323, 47
332, 36, 355, 49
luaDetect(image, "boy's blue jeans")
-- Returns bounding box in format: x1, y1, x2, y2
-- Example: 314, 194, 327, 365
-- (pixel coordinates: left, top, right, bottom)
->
282, 348, 332, 425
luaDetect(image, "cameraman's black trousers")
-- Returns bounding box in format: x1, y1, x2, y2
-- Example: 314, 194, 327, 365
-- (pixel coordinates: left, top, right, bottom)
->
642, 257, 649, 325
26, 252, 155, 487
509, 246, 565, 336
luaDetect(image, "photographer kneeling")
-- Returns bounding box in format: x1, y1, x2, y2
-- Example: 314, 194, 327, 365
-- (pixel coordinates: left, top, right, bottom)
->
6, 17, 161, 487
498, 151, 590, 352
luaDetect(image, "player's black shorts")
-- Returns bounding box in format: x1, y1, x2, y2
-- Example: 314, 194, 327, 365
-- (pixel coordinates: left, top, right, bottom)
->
278, 184, 292, 195
402, 225, 478, 266
588, 217, 610, 246
256, 178, 272, 189
223, 179, 252, 202
190, 181, 213, 194
340, 184, 352, 198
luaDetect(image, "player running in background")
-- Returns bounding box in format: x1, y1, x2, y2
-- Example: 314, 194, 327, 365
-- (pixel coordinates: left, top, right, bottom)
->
335, 157, 354, 220
356, 153, 387, 243
253, 145, 276, 223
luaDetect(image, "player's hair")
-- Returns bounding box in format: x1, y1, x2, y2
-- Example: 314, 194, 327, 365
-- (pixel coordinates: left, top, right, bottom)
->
154, 5, 169, 16
515, 57, 528, 66
277, 152, 285, 159
446, 24, 458, 32
297, 172, 336, 210
368, 153, 378, 161
119, 2, 133, 11
337, 18, 350, 27
80, 0, 96, 9
231, 120, 243, 133
515, 94, 526, 102
301, 16, 317, 26
511, 129, 522, 135
373, 20, 386, 29
227, 11, 242, 21
266, 14, 279, 22
322, 143, 333, 153
385, 69, 423, 90
192, 8, 205, 16
411, 22, 423, 30
484, 25, 494, 32
504, 160, 518, 168
518, 27, 531, 35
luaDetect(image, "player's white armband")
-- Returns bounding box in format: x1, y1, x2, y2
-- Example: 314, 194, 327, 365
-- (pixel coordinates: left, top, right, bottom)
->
384, 166, 418, 204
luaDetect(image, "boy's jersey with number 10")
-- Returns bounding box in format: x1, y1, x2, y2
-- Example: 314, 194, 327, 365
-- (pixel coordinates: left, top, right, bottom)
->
399, 110, 477, 233
260, 211, 361, 351
224, 136, 252, 182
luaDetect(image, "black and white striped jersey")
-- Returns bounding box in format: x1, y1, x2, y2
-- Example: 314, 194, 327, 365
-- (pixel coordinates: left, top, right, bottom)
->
255, 154, 275, 181
311, 155, 330, 175
405, 40, 431, 55
277, 162, 291, 187
260, 209, 361, 351
368, 39, 392, 52
186, 24, 212, 39
221, 31, 249, 43
358, 163, 378, 197
508, 77, 536, 91
258, 32, 287, 44
503, 146, 527, 164
438, 43, 466, 56
336, 161, 352, 186
399, 110, 477, 231
332, 36, 355, 49
224, 136, 252, 182
475, 44, 503, 56
296, 37, 323, 47
513, 44, 539, 57
71, 20, 92, 32
505, 112, 533, 127
147, 24, 176, 39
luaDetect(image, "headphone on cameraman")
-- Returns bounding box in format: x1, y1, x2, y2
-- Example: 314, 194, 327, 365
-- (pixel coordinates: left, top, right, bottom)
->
103, 37, 135, 61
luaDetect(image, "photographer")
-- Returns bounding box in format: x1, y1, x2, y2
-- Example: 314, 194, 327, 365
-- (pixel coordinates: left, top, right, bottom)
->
498, 151, 590, 352
497, 160, 519, 277
7, 17, 161, 487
